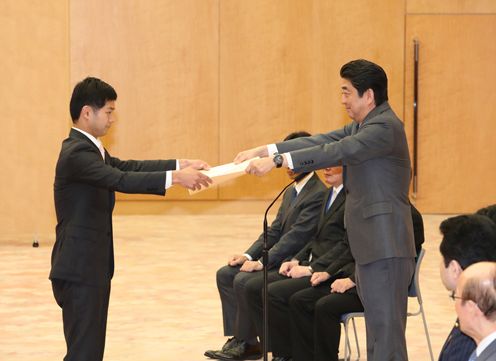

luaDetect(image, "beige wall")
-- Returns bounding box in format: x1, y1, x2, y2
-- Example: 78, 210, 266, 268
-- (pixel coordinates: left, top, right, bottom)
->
404, 13, 496, 213
0, 0, 69, 240
2, 0, 495, 239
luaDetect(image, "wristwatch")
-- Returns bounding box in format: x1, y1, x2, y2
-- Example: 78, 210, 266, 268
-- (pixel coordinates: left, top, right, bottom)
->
273, 153, 284, 168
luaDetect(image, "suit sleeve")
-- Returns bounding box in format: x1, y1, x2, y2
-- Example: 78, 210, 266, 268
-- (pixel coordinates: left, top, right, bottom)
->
334, 261, 356, 284
276, 125, 351, 152
313, 234, 354, 275
244, 197, 286, 260
65, 142, 167, 195
293, 241, 314, 264
109, 155, 176, 172
278, 120, 394, 173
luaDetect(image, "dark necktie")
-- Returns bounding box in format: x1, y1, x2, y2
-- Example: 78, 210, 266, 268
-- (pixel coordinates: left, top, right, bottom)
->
290, 187, 298, 204
325, 188, 334, 213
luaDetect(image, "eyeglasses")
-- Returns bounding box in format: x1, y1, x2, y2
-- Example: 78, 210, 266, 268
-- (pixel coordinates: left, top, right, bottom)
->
449, 291, 465, 301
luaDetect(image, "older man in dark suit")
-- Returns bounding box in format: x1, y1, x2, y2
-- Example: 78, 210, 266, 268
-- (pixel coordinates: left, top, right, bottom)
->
49, 77, 211, 361
438, 213, 496, 361
236, 59, 416, 360
454, 262, 496, 361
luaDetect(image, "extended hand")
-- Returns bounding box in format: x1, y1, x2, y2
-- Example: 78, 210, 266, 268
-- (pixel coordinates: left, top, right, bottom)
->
279, 260, 299, 276
240, 260, 263, 272
228, 254, 248, 267
233, 146, 268, 164
310, 271, 330, 286
172, 168, 212, 191
179, 159, 211, 170
330, 277, 355, 293
245, 158, 276, 177
288, 265, 312, 279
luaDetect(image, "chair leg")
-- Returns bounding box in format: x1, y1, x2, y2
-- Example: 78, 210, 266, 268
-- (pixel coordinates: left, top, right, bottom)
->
420, 306, 435, 361
343, 318, 351, 361
351, 318, 360, 360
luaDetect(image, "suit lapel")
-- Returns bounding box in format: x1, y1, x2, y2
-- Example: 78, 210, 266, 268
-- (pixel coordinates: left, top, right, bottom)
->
280, 174, 317, 228
70, 128, 108, 163
479, 339, 496, 361
326, 188, 345, 215
314, 189, 345, 239
70, 128, 101, 154
104, 149, 110, 165
318, 188, 333, 223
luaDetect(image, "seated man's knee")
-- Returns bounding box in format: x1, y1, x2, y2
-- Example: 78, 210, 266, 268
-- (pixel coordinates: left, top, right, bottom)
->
217, 265, 238, 287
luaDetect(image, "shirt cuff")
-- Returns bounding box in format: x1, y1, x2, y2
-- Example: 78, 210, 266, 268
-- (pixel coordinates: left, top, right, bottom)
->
165, 171, 173, 189
267, 144, 278, 156
176, 159, 180, 170
243, 253, 253, 261
284, 152, 294, 169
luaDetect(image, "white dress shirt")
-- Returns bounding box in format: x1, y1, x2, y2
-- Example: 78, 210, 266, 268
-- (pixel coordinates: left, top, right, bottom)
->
475, 330, 496, 357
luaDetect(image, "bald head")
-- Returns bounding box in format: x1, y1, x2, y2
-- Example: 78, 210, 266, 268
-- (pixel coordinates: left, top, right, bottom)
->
455, 262, 496, 343
459, 262, 496, 319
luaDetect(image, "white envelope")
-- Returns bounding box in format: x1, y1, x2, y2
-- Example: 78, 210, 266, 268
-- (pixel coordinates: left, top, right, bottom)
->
188, 157, 259, 195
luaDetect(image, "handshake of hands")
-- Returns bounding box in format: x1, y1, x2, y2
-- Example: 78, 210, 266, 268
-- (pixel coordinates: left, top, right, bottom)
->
173, 145, 284, 191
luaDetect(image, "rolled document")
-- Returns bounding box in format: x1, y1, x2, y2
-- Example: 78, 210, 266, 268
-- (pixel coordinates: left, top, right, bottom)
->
188, 157, 259, 195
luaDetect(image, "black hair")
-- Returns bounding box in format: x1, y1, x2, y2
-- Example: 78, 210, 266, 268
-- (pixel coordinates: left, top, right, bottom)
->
476, 204, 496, 225
69, 77, 117, 122
439, 214, 496, 269
340, 59, 388, 106
284, 131, 311, 141
284, 131, 312, 182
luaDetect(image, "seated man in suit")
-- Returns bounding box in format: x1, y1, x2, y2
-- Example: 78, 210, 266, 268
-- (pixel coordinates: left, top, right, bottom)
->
454, 262, 496, 361
438, 214, 496, 361
242, 166, 347, 361
279, 203, 424, 361
204, 131, 327, 361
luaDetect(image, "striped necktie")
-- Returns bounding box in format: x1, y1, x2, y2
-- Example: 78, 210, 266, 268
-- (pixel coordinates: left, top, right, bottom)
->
325, 188, 334, 213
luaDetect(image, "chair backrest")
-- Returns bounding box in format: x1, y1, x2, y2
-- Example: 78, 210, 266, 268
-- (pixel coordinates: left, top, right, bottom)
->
408, 248, 426, 300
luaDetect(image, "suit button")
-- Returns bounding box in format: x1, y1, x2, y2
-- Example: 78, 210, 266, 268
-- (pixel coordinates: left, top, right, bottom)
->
346, 189, 349, 194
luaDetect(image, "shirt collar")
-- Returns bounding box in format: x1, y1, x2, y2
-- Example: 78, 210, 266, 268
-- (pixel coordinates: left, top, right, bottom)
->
72, 127, 103, 150
294, 172, 314, 195
476, 330, 496, 356
333, 184, 344, 195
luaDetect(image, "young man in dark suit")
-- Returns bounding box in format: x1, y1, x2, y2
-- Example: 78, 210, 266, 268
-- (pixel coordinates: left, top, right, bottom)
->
236, 59, 416, 360
204, 132, 327, 361
49, 77, 212, 361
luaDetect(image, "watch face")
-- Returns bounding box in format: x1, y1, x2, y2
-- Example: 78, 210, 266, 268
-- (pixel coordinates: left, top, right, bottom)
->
273, 154, 283, 168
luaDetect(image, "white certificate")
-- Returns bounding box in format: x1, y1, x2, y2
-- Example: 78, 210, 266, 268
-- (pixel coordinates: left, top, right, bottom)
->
188, 157, 259, 195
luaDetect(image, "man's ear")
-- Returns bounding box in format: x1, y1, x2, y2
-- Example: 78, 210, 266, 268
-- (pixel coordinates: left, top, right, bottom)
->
366, 88, 375, 106
467, 299, 484, 317
449, 259, 463, 281
80, 105, 93, 121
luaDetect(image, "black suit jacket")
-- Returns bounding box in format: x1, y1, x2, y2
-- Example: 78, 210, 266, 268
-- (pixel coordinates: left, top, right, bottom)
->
245, 173, 326, 269
294, 187, 348, 273
49, 129, 176, 286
